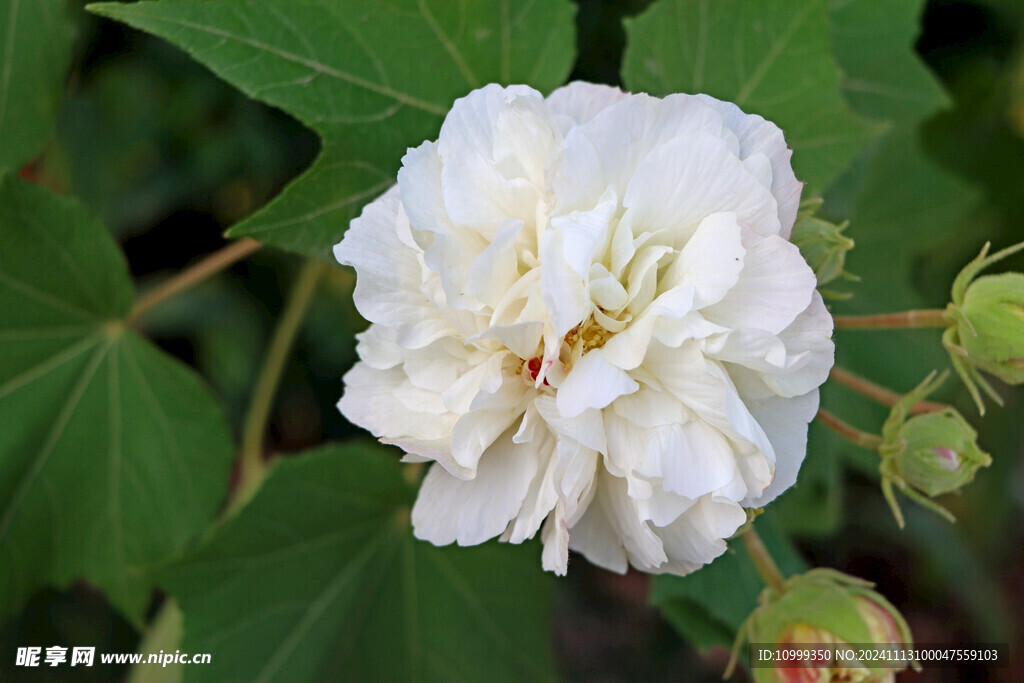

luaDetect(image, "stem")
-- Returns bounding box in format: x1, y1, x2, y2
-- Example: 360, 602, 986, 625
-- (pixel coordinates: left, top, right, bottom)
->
128, 238, 261, 322
828, 367, 948, 414
742, 527, 786, 593
833, 309, 947, 330
816, 408, 884, 450
235, 259, 327, 509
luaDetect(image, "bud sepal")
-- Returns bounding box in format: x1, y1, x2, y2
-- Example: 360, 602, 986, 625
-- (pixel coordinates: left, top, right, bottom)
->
943, 240, 1024, 413
878, 371, 992, 528
728, 568, 915, 682
790, 198, 858, 298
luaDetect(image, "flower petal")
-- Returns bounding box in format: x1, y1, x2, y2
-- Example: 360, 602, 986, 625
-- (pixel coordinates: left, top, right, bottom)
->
621, 131, 781, 245
650, 496, 747, 575
693, 94, 803, 236
704, 232, 816, 335
412, 429, 540, 546
743, 389, 820, 507
556, 350, 639, 418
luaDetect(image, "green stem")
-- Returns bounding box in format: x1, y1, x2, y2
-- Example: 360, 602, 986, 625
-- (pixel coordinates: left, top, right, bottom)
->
828, 366, 948, 414
742, 527, 786, 593
128, 238, 261, 323
833, 309, 947, 330
234, 259, 327, 509
816, 408, 884, 450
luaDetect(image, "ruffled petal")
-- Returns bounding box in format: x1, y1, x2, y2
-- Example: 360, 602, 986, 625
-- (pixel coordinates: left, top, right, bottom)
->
621, 132, 781, 246
412, 429, 540, 546
692, 94, 803, 236
556, 350, 639, 418
704, 232, 816, 335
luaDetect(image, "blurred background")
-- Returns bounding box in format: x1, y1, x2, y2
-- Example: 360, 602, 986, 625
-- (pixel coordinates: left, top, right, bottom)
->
2, 0, 1023, 680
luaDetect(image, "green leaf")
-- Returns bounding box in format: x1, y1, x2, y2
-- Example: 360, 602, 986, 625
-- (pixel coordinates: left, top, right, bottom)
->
88, 0, 577, 259
158, 443, 557, 683
830, 0, 948, 125
621, 0, 882, 194
0, 174, 234, 621
650, 518, 806, 650
0, 0, 76, 171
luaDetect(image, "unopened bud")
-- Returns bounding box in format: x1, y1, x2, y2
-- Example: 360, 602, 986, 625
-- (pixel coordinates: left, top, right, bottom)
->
944, 241, 1024, 413
955, 273, 1024, 383
887, 410, 991, 498
732, 569, 913, 682
878, 372, 990, 527
790, 198, 856, 296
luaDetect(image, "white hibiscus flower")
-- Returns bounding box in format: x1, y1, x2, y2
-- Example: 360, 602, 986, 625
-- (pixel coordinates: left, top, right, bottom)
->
335, 82, 834, 576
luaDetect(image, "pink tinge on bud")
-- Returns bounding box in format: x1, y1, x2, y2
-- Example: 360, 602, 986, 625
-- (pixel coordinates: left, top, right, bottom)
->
774, 625, 833, 683
854, 596, 905, 646
931, 447, 961, 472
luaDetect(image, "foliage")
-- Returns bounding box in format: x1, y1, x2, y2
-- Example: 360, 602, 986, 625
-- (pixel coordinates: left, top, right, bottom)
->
0, 0, 1021, 680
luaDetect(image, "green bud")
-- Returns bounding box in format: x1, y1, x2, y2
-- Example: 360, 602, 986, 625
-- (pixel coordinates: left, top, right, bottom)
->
888, 410, 991, 497
731, 569, 913, 682
944, 240, 1024, 413
790, 198, 857, 296
955, 273, 1024, 384
878, 372, 991, 527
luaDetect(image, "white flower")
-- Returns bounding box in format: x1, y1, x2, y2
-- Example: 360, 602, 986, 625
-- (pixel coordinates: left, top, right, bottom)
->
335, 82, 833, 576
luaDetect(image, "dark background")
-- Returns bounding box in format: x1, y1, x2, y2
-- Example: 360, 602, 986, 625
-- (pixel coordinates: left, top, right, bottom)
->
3, 0, 1023, 680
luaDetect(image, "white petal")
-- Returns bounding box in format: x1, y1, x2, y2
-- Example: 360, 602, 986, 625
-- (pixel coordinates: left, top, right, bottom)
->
644, 418, 741, 501
398, 141, 488, 312
437, 85, 553, 232
568, 494, 629, 574
660, 211, 746, 308
556, 350, 639, 418
470, 321, 544, 361
553, 439, 600, 522
743, 389, 819, 507
766, 291, 835, 397
704, 232, 816, 335
621, 132, 781, 246
540, 192, 618, 336
610, 387, 686, 428
693, 94, 803, 236
535, 395, 607, 453
467, 218, 525, 308
601, 285, 694, 371
554, 93, 733, 213
450, 370, 531, 473
412, 430, 539, 546
595, 471, 667, 571
334, 186, 454, 347
339, 363, 453, 442
644, 341, 775, 459
507, 427, 559, 543
541, 502, 570, 575
602, 411, 655, 499
545, 81, 630, 130
650, 496, 747, 575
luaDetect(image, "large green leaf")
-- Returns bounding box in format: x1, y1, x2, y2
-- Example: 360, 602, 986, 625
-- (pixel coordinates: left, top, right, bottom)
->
0, 0, 76, 171
0, 174, 234, 621
158, 442, 556, 683
650, 518, 807, 651
621, 0, 881, 194
830, 0, 948, 126
89, 0, 577, 259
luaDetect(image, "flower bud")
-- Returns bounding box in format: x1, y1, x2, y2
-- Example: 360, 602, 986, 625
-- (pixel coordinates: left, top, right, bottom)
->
944, 240, 1024, 413
790, 198, 856, 295
886, 409, 991, 498
954, 273, 1024, 385
878, 371, 991, 527
733, 569, 913, 682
